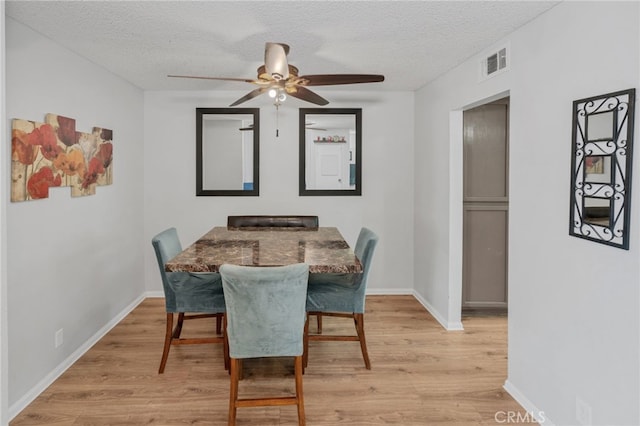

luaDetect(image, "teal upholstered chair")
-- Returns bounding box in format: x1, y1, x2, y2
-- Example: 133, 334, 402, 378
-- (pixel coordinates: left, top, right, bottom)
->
152, 228, 227, 374
220, 263, 309, 426
304, 227, 379, 369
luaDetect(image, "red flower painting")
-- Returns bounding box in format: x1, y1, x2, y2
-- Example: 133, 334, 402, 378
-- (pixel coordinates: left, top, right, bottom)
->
81, 157, 105, 189
96, 142, 113, 168
11, 115, 113, 202
27, 167, 62, 199
53, 149, 86, 177
12, 129, 38, 165
55, 115, 79, 147
32, 124, 64, 161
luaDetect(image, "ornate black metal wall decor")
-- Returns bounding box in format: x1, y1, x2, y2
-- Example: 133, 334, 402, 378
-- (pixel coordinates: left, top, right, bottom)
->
569, 88, 635, 249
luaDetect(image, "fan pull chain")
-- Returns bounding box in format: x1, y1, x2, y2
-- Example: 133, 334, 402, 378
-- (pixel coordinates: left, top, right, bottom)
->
275, 103, 280, 137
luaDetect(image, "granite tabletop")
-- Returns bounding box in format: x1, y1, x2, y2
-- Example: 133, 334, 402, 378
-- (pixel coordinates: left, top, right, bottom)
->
165, 226, 363, 274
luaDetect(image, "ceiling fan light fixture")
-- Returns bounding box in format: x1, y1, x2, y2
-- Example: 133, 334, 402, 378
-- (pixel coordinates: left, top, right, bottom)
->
169, 42, 384, 107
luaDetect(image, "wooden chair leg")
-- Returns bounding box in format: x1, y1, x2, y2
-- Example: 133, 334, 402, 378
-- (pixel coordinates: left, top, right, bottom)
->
172, 312, 185, 339
239, 359, 245, 381
223, 315, 230, 371
216, 313, 222, 335
354, 313, 371, 369
228, 358, 239, 426
303, 315, 310, 369
159, 313, 174, 374
294, 356, 306, 426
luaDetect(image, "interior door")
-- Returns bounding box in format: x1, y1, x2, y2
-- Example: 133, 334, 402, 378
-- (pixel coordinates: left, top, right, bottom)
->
314, 143, 348, 189
462, 98, 509, 312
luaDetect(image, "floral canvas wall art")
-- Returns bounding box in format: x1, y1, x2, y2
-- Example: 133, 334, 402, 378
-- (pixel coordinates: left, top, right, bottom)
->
11, 114, 113, 202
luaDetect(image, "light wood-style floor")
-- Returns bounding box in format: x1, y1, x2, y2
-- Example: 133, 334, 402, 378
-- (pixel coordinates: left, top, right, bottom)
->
11, 296, 529, 425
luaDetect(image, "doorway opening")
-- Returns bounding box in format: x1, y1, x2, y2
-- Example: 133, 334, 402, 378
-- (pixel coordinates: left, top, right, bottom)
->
462, 97, 509, 316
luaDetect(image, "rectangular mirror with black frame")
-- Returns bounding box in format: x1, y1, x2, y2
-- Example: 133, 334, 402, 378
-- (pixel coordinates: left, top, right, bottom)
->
299, 108, 362, 196
569, 88, 635, 249
196, 107, 259, 196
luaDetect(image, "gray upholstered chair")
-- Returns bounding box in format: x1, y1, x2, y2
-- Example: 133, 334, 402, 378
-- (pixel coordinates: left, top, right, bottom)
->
304, 227, 379, 369
220, 263, 309, 426
152, 228, 227, 374
227, 214, 321, 333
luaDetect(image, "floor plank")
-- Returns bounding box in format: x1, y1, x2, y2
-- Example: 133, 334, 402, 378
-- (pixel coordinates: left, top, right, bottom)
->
11, 296, 532, 425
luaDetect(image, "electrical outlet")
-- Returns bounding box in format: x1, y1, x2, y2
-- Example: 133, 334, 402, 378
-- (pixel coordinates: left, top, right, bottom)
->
576, 396, 592, 426
55, 328, 63, 348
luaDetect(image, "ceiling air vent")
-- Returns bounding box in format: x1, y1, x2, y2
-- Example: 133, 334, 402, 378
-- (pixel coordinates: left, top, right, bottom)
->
480, 44, 509, 81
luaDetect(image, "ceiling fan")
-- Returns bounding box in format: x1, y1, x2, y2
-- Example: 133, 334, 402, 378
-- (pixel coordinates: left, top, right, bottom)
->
305, 122, 326, 131
169, 42, 385, 107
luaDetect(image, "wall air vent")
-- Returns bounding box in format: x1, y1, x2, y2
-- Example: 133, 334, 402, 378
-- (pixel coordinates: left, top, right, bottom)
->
479, 44, 510, 81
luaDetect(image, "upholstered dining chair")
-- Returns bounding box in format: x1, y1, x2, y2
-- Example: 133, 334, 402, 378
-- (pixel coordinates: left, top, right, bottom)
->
304, 227, 379, 370
227, 214, 322, 330
152, 228, 227, 374
219, 263, 309, 426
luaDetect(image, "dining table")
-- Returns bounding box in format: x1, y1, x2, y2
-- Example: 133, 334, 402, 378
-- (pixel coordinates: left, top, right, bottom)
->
165, 226, 363, 274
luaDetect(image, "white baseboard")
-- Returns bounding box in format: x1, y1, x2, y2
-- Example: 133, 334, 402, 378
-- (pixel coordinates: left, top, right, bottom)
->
8, 294, 147, 421
411, 290, 464, 331
366, 288, 464, 330
503, 380, 553, 426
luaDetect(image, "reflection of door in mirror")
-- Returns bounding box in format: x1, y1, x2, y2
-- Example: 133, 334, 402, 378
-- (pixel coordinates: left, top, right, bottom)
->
306, 128, 353, 190
313, 143, 347, 189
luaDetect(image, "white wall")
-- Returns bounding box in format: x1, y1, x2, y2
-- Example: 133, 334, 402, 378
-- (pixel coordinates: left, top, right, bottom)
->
143, 90, 415, 296
414, 2, 639, 425
5, 17, 145, 416
202, 119, 243, 190
0, 3, 7, 424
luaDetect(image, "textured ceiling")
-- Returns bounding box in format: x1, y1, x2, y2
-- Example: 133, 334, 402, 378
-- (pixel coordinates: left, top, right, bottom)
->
6, 1, 559, 92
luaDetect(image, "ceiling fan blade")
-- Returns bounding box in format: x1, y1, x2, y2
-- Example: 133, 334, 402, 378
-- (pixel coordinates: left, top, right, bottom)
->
264, 42, 290, 80
288, 86, 329, 106
229, 88, 268, 107
300, 74, 385, 86
168, 74, 257, 83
